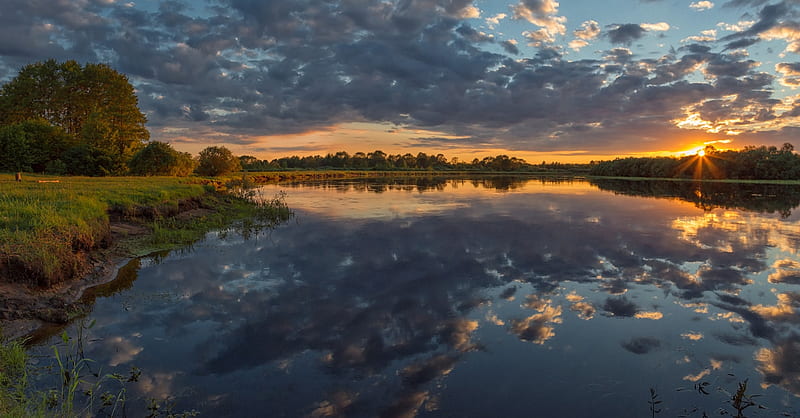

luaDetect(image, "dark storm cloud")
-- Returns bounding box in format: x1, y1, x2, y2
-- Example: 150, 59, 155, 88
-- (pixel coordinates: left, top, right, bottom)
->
0, 0, 796, 150
500, 40, 520, 55
721, 1, 790, 41
722, 37, 761, 50
606, 24, 647, 45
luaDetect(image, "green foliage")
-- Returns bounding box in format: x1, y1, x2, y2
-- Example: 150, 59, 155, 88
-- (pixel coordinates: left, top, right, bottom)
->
589, 143, 800, 180
0, 174, 206, 286
0, 59, 149, 176
16, 120, 75, 173
0, 320, 196, 417
0, 124, 32, 173
129, 142, 197, 176
239, 150, 562, 172
0, 59, 148, 141
60, 144, 117, 176
196, 145, 241, 176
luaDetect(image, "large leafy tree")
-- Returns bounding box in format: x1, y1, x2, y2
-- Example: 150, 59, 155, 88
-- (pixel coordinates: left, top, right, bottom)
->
0, 59, 149, 174
196, 146, 241, 176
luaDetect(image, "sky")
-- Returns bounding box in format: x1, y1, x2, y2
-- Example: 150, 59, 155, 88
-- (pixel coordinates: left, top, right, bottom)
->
1, 0, 800, 162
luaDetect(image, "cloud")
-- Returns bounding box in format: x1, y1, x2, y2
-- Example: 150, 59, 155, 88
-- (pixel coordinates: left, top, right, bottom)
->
777, 62, 800, 86
641, 22, 671, 32
485, 12, 507, 29
511, 0, 567, 36
523, 28, 556, 46
690, 1, 715, 11
500, 39, 520, 54
607, 23, 647, 45
720, 1, 790, 41
569, 39, 590, 51
717, 20, 756, 32
1, 0, 799, 155
683, 29, 718, 43
761, 22, 800, 54
574, 20, 601, 40
570, 20, 600, 51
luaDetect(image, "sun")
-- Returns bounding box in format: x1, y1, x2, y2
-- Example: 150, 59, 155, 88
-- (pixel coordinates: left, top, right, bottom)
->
697, 149, 705, 157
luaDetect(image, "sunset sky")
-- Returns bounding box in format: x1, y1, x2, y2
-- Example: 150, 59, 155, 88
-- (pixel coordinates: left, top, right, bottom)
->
1, 0, 800, 162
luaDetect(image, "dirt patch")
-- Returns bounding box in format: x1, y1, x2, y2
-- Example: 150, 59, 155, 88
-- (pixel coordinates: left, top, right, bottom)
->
110, 222, 151, 237
173, 208, 214, 221
0, 249, 125, 339
0, 197, 213, 341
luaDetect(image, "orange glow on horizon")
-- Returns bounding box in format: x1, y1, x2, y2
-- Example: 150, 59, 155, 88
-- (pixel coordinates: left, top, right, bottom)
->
161, 122, 742, 164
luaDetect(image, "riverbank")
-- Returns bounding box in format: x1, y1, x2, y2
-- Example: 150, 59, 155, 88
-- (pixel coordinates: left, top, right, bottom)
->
0, 173, 292, 339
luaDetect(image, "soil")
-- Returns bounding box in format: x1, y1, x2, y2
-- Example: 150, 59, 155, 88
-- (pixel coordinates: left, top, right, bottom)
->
0, 197, 215, 340
0, 221, 150, 340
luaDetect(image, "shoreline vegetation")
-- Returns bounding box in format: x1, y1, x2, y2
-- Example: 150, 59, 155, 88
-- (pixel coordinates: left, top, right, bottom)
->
0, 173, 295, 337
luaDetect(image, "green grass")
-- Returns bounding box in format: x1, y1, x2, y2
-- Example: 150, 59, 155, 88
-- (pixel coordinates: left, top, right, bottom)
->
0, 173, 222, 286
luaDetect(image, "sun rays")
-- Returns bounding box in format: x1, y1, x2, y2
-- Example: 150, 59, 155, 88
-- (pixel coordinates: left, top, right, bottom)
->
675, 147, 727, 179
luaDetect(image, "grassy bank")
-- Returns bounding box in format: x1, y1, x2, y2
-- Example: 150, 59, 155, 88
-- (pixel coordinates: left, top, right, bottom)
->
0, 173, 290, 289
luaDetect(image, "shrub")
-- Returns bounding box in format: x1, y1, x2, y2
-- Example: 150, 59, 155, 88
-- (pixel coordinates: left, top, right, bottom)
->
196, 146, 241, 176
128, 141, 197, 176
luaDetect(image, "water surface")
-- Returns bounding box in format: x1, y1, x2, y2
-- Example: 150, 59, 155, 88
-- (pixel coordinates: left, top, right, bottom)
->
32, 177, 800, 417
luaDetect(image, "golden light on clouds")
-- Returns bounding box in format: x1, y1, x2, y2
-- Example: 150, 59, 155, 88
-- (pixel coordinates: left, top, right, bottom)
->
634, 311, 664, 320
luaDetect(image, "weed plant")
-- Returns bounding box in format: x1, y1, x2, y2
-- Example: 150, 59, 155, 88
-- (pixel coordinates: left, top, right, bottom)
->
1, 321, 197, 417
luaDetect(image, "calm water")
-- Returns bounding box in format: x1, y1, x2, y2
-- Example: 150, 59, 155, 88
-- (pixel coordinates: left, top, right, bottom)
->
30, 177, 800, 417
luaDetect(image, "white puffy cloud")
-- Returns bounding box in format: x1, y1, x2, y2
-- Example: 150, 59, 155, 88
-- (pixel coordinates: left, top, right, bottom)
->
523, 28, 556, 46
511, 0, 567, 37
690, 1, 714, 11
641, 22, 671, 32
485, 13, 507, 29
574, 20, 601, 40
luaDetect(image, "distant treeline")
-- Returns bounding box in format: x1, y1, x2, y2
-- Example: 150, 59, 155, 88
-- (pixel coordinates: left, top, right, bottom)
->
589, 143, 800, 180
239, 151, 588, 172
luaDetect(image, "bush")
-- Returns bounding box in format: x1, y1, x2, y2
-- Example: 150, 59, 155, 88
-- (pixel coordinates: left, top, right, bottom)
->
128, 141, 197, 176
196, 146, 241, 176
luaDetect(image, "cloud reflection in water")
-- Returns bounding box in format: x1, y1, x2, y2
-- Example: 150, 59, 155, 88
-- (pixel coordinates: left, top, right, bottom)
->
51, 177, 800, 417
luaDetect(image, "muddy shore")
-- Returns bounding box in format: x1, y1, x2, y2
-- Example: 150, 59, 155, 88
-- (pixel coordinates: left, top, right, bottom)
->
0, 222, 149, 340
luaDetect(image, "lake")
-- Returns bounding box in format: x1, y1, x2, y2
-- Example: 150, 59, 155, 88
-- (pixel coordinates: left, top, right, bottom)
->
28, 177, 800, 417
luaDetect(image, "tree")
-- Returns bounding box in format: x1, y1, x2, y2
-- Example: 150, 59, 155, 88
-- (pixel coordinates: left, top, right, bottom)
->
17, 119, 75, 173
196, 146, 241, 176
0, 124, 33, 176
0, 59, 149, 174
0, 120, 76, 176
129, 141, 196, 176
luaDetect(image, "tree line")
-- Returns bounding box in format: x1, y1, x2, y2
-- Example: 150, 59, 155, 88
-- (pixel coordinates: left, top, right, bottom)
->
238, 151, 587, 172
588, 143, 800, 180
